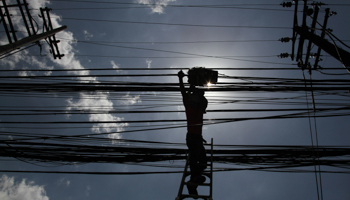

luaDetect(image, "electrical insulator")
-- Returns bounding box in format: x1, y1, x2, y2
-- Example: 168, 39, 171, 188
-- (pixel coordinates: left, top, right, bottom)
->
279, 53, 290, 58
310, 53, 317, 58
330, 11, 337, 16
297, 61, 306, 70
281, 2, 293, 7
279, 37, 291, 43
306, 8, 314, 16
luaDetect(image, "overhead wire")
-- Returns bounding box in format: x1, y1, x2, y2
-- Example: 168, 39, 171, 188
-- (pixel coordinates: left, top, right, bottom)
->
1, 1, 350, 183
61, 17, 292, 30
3, 67, 349, 72
60, 39, 294, 65
0, 43, 38, 59
308, 15, 350, 73
47, 0, 350, 8
1, 139, 350, 172
302, 71, 322, 200
309, 72, 324, 200
51, 5, 294, 12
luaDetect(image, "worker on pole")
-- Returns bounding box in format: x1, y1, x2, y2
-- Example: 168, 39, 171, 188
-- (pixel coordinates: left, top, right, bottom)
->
178, 70, 208, 196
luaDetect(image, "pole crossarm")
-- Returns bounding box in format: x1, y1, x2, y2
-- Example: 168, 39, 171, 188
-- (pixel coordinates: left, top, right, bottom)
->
0, 26, 67, 56
0, 0, 17, 43
295, 26, 350, 67
39, 7, 65, 59
283, 1, 350, 72
0, 1, 67, 59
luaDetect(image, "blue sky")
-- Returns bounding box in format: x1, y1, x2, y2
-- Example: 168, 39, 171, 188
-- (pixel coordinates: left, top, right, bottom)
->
1, 0, 350, 199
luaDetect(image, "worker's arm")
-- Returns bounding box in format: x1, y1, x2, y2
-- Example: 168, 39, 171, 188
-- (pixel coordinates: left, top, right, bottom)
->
178, 70, 186, 97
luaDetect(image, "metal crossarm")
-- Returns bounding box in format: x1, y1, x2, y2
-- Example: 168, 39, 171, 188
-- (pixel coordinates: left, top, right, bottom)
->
176, 138, 213, 200
40, 7, 64, 59
0, 2, 66, 58
1, 0, 17, 43
285, 0, 350, 70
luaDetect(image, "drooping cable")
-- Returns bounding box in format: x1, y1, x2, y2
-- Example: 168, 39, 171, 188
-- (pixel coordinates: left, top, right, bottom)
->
302, 71, 321, 200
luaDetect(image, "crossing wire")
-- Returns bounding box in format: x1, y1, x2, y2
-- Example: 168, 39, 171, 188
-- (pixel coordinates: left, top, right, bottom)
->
1, 138, 350, 171
0, 1, 350, 192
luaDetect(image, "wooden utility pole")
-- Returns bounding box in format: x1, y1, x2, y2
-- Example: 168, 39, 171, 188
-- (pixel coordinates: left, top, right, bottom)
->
0, 25, 67, 55
280, 0, 350, 72
0, 0, 66, 59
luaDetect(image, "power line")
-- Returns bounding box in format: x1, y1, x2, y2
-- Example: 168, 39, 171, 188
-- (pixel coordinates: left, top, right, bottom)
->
2, 107, 349, 116
1, 140, 350, 170
51, 5, 292, 12
58, 38, 280, 44
1, 111, 350, 125
3, 67, 349, 72
24, 39, 297, 65
1, 168, 349, 175
62, 17, 292, 30
49, 0, 350, 7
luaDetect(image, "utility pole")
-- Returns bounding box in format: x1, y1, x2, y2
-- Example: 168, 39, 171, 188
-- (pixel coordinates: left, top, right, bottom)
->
0, 25, 67, 55
279, 0, 350, 73
0, 0, 66, 59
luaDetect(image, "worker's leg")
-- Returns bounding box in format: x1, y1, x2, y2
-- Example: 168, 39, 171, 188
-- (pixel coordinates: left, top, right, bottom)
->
198, 143, 207, 171
186, 134, 203, 180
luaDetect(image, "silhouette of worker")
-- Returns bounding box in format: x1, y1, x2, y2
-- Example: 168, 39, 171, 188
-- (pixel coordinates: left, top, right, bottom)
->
178, 70, 208, 196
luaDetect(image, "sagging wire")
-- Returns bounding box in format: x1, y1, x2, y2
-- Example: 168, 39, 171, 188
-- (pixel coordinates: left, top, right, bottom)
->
309, 73, 324, 200
308, 13, 350, 74
302, 70, 323, 200
315, 69, 350, 76
324, 31, 350, 74
0, 43, 37, 59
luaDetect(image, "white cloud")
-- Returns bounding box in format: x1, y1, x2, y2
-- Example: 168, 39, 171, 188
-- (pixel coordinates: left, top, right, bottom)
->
83, 30, 93, 40
27, 0, 49, 10
66, 91, 142, 139
120, 93, 141, 105
135, 0, 177, 14
0, 0, 85, 78
66, 92, 129, 138
110, 61, 120, 70
0, 175, 49, 200
89, 111, 127, 136
47, 19, 92, 80
0, 0, 48, 36
0, 0, 49, 41
56, 178, 70, 187
0, 50, 28, 70
0, 0, 75, 77
1, 0, 135, 139
146, 59, 152, 68
85, 186, 91, 197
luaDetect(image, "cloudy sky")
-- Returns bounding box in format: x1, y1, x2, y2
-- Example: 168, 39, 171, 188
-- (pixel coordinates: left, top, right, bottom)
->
1, 0, 350, 199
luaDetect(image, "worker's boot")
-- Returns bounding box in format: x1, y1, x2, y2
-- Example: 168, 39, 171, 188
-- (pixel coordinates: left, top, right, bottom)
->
186, 182, 198, 198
